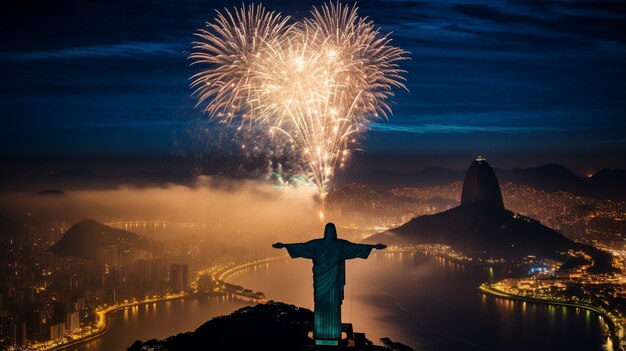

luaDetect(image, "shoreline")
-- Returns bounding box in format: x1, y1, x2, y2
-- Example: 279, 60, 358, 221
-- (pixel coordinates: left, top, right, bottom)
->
214, 255, 290, 282
415, 246, 624, 351
36, 257, 287, 351
37, 251, 620, 351
45, 293, 191, 351
479, 283, 623, 351
219, 250, 624, 351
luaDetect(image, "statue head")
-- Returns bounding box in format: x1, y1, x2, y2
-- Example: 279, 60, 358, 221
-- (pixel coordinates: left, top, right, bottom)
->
324, 223, 337, 240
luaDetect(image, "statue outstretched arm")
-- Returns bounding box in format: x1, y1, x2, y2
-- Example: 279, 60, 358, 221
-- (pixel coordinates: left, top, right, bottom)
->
342, 242, 386, 260
271, 241, 318, 259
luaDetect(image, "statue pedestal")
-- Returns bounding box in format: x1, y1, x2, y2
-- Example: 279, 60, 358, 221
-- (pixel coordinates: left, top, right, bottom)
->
302, 323, 368, 350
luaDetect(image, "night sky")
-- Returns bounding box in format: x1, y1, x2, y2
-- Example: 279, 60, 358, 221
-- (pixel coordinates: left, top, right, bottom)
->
1, 0, 625, 174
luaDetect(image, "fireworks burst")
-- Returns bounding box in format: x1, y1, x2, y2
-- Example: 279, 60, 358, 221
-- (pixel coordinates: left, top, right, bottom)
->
190, 2, 408, 198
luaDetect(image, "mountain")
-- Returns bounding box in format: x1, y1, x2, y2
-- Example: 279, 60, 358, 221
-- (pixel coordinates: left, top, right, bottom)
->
498, 165, 626, 201
590, 168, 626, 189
370, 201, 612, 271
579, 168, 626, 201
35, 189, 68, 196
502, 164, 579, 191
339, 164, 625, 201
127, 301, 413, 351
366, 158, 614, 273
460, 157, 504, 208
50, 219, 148, 259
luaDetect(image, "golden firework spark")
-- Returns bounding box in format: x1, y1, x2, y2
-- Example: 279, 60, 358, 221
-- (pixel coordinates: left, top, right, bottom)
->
190, 2, 408, 198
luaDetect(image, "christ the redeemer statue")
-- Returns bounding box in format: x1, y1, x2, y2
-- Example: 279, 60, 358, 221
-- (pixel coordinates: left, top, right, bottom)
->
272, 223, 386, 345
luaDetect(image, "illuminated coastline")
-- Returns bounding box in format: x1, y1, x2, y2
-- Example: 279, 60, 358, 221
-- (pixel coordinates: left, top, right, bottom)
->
386, 244, 625, 351
214, 256, 290, 282
479, 283, 623, 351
30, 292, 188, 351
22, 248, 621, 351
218, 248, 623, 350
27, 259, 277, 351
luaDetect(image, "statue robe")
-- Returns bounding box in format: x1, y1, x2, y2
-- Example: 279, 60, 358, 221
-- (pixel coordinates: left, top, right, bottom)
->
284, 239, 375, 340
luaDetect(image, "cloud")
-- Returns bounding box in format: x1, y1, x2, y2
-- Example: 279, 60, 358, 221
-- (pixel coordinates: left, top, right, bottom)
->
0, 176, 323, 246
0, 41, 182, 62
554, 0, 626, 15
54, 120, 184, 129
592, 138, 626, 144
452, 4, 546, 26
369, 123, 564, 134
451, 3, 626, 43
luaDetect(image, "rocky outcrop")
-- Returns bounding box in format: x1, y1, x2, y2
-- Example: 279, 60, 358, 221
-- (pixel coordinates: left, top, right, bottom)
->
50, 219, 147, 259
460, 157, 504, 208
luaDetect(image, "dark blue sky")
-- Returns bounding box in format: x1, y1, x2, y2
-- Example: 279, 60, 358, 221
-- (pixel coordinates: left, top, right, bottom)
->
1, 0, 624, 173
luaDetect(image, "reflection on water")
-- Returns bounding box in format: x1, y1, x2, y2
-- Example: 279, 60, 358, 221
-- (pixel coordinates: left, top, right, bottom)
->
230, 252, 609, 351
65, 296, 249, 351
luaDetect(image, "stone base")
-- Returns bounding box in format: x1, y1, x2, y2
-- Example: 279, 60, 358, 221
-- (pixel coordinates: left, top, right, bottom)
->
301, 323, 368, 350
315, 339, 340, 346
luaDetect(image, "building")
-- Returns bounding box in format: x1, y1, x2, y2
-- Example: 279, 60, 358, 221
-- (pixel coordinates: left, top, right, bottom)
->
10, 321, 27, 347
49, 322, 65, 341
169, 264, 189, 293
65, 311, 80, 333
198, 275, 215, 293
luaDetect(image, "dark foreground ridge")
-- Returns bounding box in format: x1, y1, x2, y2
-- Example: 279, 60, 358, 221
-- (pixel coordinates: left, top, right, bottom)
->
127, 301, 413, 351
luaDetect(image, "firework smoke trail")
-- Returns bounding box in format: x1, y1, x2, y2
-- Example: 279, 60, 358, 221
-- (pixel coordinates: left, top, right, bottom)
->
190, 2, 408, 199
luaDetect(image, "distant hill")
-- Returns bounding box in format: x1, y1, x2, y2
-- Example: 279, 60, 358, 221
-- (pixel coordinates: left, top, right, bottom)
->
366, 159, 615, 273
50, 219, 148, 259
127, 301, 413, 351
339, 164, 626, 201
35, 189, 68, 196
367, 201, 613, 272
501, 164, 626, 201
503, 164, 578, 191
461, 157, 504, 208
